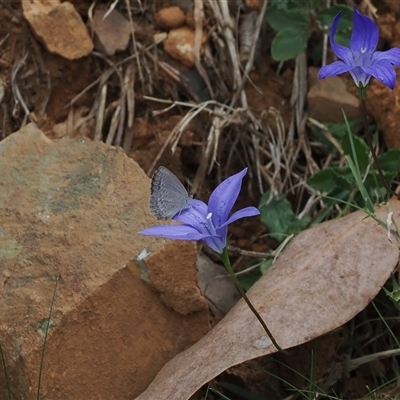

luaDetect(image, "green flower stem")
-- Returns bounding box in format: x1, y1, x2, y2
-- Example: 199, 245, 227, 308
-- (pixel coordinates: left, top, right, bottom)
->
357, 85, 366, 101
220, 247, 286, 353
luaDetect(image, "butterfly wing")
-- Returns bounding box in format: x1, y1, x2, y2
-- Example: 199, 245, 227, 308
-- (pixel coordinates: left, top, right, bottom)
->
149, 166, 191, 219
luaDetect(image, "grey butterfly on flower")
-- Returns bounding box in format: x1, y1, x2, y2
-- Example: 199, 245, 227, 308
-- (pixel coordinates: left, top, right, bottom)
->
149, 166, 192, 220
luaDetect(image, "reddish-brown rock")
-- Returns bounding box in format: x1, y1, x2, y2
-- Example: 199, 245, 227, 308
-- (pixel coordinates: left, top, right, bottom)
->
245, 0, 261, 10
367, 75, 400, 148
0, 124, 210, 399
22, 0, 93, 60
155, 6, 186, 30
164, 27, 206, 68
307, 68, 361, 123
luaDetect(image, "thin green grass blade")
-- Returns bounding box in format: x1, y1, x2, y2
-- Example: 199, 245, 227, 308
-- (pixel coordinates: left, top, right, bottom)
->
208, 387, 232, 400
342, 110, 375, 214
218, 382, 268, 400
346, 156, 375, 214
37, 275, 60, 400
204, 385, 211, 399
0, 342, 12, 400
265, 358, 340, 399
308, 350, 316, 400
372, 301, 400, 349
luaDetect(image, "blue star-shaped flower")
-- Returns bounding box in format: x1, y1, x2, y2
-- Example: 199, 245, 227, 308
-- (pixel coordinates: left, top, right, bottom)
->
319, 7, 400, 90
140, 168, 260, 254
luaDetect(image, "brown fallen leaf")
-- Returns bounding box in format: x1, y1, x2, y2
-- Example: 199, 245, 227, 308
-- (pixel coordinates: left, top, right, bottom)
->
135, 198, 400, 400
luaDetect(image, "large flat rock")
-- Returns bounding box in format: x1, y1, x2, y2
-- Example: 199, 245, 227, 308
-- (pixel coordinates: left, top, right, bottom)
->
0, 124, 209, 399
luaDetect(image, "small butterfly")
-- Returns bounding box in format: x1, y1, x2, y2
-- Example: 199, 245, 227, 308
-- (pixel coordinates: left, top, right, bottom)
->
149, 166, 192, 220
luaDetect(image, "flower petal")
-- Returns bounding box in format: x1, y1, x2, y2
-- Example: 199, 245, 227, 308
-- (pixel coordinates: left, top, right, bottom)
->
349, 66, 372, 87
319, 61, 354, 79
372, 48, 400, 68
208, 168, 247, 228
173, 199, 215, 234
362, 61, 396, 89
202, 235, 226, 254
139, 224, 210, 241
221, 206, 260, 228
350, 7, 379, 55
173, 199, 226, 252
328, 12, 353, 64
173, 199, 208, 220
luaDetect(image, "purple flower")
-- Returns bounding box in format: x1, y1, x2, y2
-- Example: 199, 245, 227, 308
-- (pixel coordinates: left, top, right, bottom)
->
139, 168, 260, 254
319, 7, 400, 89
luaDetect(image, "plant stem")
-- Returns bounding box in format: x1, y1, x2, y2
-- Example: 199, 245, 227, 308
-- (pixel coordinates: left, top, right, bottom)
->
220, 247, 286, 353
358, 89, 397, 198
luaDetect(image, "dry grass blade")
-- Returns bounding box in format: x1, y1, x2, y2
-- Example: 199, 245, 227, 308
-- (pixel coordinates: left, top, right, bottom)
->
94, 83, 107, 142
124, 0, 144, 89
194, 0, 214, 98
123, 64, 136, 153
212, 0, 243, 95
105, 104, 121, 145
103, 0, 120, 20
205, 109, 225, 173
147, 99, 218, 176
234, 0, 268, 105
125, 64, 135, 129
144, 95, 244, 179
11, 51, 31, 126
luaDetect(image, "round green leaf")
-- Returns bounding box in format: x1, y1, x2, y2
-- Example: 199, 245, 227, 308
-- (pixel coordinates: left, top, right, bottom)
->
266, 7, 310, 32
271, 28, 310, 61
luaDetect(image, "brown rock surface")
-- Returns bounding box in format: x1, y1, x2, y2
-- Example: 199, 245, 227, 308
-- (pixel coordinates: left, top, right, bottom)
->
22, 0, 93, 60
93, 8, 132, 56
0, 124, 209, 399
245, 0, 261, 10
164, 27, 206, 68
366, 75, 400, 148
155, 6, 186, 30
382, 0, 400, 17
307, 68, 361, 123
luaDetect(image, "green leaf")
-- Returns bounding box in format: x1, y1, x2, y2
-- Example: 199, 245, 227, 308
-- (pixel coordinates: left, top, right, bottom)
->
309, 0, 322, 8
307, 167, 352, 192
378, 148, 400, 173
340, 133, 369, 172
317, 5, 353, 28
266, 7, 310, 32
268, 0, 290, 9
271, 28, 311, 61
362, 171, 388, 203
260, 259, 273, 274
384, 275, 400, 311
362, 148, 400, 198
237, 268, 262, 291
309, 120, 362, 153
317, 5, 353, 46
259, 191, 311, 241
326, 120, 363, 140
237, 260, 273, 291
